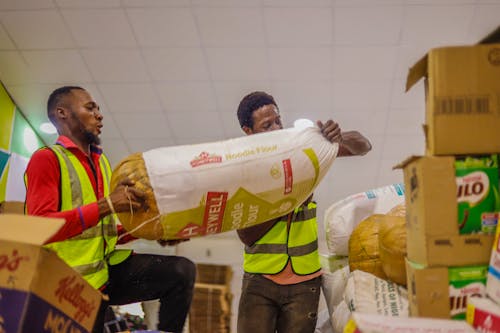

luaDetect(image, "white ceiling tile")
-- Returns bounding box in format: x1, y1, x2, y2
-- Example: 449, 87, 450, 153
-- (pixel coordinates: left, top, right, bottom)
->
143, 48, 210, 81
114, 113, 173, 139
386, 108, 425, 136
22, 50, 93, 83
213, 82, 272, 110
127, 8, 200, 47
6, 84, 57, 123
326, 111, 388, 138
406, 0, 475, 4
467, 5, 500, 41
335, 0, 401, 4
81, 49, 149, 82
0, 0, 54, 10
156, 82, 217, 111
264, 7, 332, 46
55, 0, 121, 8
0, 51, 35, 85
219, 109, 244, 138
269, 81, 332, 112
195, 7, 265, 46
332, 81, 392, 110
127, 138, 177, 153
166, 111, 224, 141
99, 114, 122, 140
123, 0, 190, 6
0, 25, 15, 49
401, 5, 475, 49
0, 10, 74, 49
333, 5, 403, 45
390, 78, 425, 109
269, 47, 331, 80
62, 9, 136, 47
381, 134, 425, 159
376, 158, 404, 188
100, 138, 130, 168
264, 0, 332, 6
393, 44, 426, 80
192, 0, 262, 6
333, 46, 398, 82
326, 157, 379, 195
206, 48, 270, 81
98, 83, 162, 113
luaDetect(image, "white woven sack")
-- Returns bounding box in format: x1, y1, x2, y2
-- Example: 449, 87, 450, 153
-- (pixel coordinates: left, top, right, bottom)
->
324, 184, 405, 256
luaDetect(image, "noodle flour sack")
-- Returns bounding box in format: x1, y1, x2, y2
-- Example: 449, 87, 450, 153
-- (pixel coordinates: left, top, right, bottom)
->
111, 127, 338, 240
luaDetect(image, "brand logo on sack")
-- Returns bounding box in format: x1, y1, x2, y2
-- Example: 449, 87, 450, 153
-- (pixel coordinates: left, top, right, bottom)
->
488, 48, 500, 66
203, 192, 228, 234
55, 276, 97, 322
0, 249, 29, 272
190, 151, 222, 167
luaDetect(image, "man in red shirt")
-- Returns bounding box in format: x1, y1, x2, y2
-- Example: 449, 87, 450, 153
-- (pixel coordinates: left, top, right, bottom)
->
25, 86, 195, 333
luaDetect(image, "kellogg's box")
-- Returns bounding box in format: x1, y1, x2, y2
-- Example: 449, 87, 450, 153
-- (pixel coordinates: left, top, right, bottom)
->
0, 214, 102, 333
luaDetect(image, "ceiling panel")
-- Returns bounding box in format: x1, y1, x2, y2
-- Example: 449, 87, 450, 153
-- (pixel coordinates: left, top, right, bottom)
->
0, 1, 499, 219
62, 9, 136, 48
0, 10, 73, 49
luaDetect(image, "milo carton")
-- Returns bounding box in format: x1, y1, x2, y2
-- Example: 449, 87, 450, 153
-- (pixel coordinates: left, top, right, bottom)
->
455, 154, 500, 234
448, 265, 488, 320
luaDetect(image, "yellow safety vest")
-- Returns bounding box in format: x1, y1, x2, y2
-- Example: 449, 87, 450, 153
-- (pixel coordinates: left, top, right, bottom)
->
42, 144, 130, 289
243, 201, 320, 275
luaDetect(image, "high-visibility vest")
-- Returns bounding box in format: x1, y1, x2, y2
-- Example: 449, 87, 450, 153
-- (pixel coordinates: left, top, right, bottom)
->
40, 144, 130, 289
243, 201, 320, 275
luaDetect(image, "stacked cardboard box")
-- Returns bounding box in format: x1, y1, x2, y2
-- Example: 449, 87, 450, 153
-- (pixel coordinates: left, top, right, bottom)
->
0, 201, 25, 215
189, 264, 232, 333
396, 27, 500, 322
0, 214, 103, 332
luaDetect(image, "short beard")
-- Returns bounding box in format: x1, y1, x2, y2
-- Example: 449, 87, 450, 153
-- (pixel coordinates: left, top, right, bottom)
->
83, 130, 101, 145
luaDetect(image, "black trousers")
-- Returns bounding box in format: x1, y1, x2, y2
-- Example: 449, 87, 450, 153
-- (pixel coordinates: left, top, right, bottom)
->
92, 253, 196, 333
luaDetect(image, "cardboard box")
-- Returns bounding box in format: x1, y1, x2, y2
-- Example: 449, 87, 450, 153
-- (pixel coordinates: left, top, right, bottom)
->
0, 214, 102, 333
396, 156, 494, 266
406, 259, 487, 319
343, 312, 476, 333
0, 201, 24, 215
406, 40, 500, 155
466, 296, 500, 332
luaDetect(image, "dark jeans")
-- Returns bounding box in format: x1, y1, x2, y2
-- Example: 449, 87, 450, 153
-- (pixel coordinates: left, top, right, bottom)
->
237, 273, 322, 333
92, 253, 196, 333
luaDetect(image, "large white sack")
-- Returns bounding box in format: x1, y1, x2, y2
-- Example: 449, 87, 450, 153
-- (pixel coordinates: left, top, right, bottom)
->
322, 266, 350, 316
331, 300, 351, 333
324, 184, 405, 256
344, 270, 408, 317
111, 127, 338, 240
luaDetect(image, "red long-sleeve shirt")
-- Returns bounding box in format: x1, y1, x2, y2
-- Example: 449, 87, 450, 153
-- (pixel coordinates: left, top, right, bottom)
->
25, 135, 132, 244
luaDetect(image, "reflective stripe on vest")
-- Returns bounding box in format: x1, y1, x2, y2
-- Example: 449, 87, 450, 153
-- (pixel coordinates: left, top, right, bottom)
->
43, 144, 130, 289
243, 201, 320, 275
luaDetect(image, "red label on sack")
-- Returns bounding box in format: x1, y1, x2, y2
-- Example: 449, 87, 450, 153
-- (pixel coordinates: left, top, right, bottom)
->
190, 151, 222, 167
282, 159, 293, 195
203, 192, 228, 234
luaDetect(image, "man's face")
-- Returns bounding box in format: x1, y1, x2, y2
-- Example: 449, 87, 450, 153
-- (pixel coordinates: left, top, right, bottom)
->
65, 89, 103, 145
244, 104, 283, 135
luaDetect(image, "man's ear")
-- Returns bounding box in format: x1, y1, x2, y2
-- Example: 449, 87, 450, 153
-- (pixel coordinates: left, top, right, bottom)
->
55, 107, 68, 120
242, 126, 253, 135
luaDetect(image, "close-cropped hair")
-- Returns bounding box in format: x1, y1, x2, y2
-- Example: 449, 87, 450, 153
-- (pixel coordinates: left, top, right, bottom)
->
47, 86, 84, 123
237, 91, 278, 129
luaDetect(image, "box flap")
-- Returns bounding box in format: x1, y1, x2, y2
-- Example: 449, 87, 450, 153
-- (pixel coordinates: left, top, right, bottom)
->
0, 214, 65, 245
405, 54, 428, 92
393, 155, 421, 169
478, 25, 500, 44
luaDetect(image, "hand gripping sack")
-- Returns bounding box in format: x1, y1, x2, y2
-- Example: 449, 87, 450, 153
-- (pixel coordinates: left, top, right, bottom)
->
110, 127, 338, 240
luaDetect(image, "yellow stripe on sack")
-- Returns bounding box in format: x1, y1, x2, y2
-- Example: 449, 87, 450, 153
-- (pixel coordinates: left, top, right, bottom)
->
302, 148, 320, 187
343, 318, 357, 333
465, 302, 475, 325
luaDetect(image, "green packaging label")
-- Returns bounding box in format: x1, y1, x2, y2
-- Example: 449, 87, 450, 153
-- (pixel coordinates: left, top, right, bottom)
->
455, 154, 500, 234
448, 265, 487, 320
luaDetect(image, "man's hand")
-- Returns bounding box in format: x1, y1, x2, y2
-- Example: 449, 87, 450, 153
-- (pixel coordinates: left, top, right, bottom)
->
317, 120, 342, 143
100, 178, 148, 218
